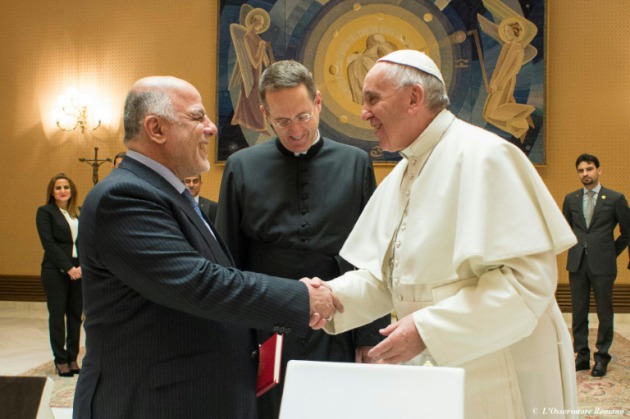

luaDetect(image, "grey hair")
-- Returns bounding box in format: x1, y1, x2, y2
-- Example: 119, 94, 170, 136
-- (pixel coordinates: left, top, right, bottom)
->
383, 64, 450, 113
259, 60, 317, 110
123, 90, 178, 142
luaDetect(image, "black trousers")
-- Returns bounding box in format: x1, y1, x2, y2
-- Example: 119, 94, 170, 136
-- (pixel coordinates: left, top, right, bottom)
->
569, 253, 615, 362
40, 261, 83, 364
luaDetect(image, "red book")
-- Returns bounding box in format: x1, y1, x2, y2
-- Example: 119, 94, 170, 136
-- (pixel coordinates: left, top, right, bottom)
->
256, 333, 284, 397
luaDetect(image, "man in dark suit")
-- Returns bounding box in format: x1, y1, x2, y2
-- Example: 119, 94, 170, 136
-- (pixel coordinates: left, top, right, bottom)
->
562, 153, 630, 377
183, 174, 218, 222
73, 76, 342, 419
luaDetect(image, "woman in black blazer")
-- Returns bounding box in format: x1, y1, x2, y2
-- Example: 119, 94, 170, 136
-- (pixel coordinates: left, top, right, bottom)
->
35, 173, 83, 377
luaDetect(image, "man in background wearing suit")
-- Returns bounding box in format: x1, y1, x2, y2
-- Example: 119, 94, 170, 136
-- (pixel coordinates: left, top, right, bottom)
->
73, 75, 342, 419
183, 174, 218, 223
563, 153, 630, 377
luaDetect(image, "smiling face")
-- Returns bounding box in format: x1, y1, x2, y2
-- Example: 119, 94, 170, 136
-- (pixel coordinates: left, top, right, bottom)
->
361, 63, 417, 152
52, 179, 72, 208
163, 83, 216, 179
263, 84, 321, 154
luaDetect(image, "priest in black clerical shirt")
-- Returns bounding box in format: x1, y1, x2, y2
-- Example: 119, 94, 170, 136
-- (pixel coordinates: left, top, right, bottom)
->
216, 60, 390, 419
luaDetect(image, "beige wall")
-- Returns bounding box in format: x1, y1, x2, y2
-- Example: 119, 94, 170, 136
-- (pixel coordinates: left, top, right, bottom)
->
1, 1, 628, 286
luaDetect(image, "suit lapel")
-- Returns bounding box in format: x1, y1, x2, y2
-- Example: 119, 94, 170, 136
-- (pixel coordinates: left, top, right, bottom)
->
49, 204, 72, 239
176, 193, 233, 265
590, 186, 607, 226
209, 225, 235, 266
121, 158, 233, 266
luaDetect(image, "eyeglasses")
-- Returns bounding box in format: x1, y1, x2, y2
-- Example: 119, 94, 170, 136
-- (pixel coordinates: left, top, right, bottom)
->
266, 102, 316, 129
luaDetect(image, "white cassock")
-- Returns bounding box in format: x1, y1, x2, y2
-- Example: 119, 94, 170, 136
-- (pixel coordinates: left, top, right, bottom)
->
325, 110, 579, 419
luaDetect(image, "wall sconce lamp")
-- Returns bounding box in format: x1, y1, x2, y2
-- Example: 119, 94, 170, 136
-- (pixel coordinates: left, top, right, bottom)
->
54, 87, 110, 185
55, 87, 102, 133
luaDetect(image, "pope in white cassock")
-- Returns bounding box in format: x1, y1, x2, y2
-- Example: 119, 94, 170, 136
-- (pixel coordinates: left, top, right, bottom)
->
319, 50, 579, 418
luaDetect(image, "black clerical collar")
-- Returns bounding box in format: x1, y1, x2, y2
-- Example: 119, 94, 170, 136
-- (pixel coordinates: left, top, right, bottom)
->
275, 136, 324, 159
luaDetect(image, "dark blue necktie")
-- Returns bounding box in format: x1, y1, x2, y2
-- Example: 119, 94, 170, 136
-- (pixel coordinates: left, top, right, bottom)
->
182, 189, 215, 238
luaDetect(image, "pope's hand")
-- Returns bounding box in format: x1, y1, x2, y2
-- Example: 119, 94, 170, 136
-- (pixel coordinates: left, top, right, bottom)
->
367, 314, 426, 364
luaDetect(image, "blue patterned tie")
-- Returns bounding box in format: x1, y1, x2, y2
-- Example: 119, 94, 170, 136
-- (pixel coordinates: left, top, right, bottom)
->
182, 189, 205, 220
182, 189, 215, 237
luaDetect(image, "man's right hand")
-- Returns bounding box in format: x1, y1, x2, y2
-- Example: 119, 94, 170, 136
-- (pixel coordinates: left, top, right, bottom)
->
299, 277, 344, 329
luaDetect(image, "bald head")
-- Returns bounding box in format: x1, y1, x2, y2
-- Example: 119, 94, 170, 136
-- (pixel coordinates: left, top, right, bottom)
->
131, 76, 194, 92
123, 76, 194, 142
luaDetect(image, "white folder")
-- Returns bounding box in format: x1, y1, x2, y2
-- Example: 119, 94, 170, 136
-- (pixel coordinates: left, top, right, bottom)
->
279, 360, 464, 419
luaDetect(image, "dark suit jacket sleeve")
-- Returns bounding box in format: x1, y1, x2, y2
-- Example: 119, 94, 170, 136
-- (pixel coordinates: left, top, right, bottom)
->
562, 195, 572, 227
35, 205, 74, 273
614, 193, 630, 255
91, 182, 311, 335
561, 193, 582, 273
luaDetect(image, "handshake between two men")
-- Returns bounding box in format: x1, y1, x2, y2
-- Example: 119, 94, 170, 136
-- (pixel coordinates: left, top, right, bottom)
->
299, 277, 343, 329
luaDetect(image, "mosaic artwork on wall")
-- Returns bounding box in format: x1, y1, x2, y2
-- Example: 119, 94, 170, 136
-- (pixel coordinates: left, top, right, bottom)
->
216, 0, 546, 164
